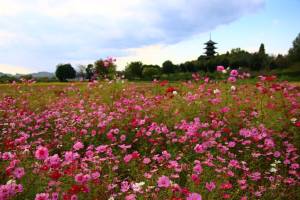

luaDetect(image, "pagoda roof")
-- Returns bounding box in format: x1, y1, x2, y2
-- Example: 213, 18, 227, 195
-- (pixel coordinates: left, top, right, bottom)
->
204, 47, 217, 49
204, 40, 217, 45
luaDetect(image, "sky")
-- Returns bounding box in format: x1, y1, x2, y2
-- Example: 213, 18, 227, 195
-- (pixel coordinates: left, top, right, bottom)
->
0, 0, 299, 74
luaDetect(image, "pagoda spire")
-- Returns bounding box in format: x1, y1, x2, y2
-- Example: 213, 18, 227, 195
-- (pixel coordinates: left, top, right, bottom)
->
204, 34, 217, 58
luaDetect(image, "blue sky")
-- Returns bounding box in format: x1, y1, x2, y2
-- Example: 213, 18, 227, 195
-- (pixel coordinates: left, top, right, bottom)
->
0, 0, 299, 74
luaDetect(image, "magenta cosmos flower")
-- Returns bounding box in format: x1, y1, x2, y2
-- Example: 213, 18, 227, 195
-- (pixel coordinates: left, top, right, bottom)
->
73, 141, 84, 151
205, 181, 216, 192
157, 175, 171, 188
228, 76, 237, 83
35, 146, 49, 160
13, 167, 25, 179
187, 193, 202, 200
230, 69, 238, 77
216, 65, 225, 72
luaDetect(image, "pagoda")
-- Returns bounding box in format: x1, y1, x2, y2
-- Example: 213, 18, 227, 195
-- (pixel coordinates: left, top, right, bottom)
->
204, 34, 217, 58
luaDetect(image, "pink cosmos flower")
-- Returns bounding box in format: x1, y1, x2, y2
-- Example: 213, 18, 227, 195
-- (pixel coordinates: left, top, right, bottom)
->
74, 173, 85, 184
91, 171, 100, 180
228, 141, 236, 148
71, 195, 78, 200
187, 192, 202, 200
12, 167, 25, 179
143, 157, 151, 164
194, 144, 205, 153
273, 151, 281, 158
46, 154, 60, 167
291, 163, 299, 170
73, 141, 84, 151
228, 76, 237, 83
51, 193, 59, 200
205, 181, 216, 192
220, 107, 230, 113
264, 138, 275, 149
35, 193, 50, 200
124, 154, 133, 163
216, 66, 225, 72
230, 70, 238, 77
221, 182, 233, 190
125, 194, 136, 200
35, 146, 49, 160
249, 172, 261, 181
193, 164, 203, 174
64, 151, 79, 162
121, 181, 130, 192
157, 175, 171, 188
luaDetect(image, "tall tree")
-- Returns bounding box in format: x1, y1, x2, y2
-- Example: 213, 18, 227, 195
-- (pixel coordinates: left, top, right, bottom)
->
55, 64, 76, 82
253, 43, 269, 70
288, 33, 300, 62
77, 64, 86, 79
85, 64, 95, 81
125, 61, 144, 79
162, 60, 175, 74
258, 43, 266, 55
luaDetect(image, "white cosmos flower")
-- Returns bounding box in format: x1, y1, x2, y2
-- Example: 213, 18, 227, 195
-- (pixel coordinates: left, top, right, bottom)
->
7, 179, 16, 184
213, 89, 220, 94
290, 118, 297, 124
132, 182, 144, 192
270, 167, 277, 173
275, 160, 281, 164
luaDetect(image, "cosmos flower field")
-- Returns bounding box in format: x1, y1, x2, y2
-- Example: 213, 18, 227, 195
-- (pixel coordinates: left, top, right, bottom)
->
0, 72, 299, 200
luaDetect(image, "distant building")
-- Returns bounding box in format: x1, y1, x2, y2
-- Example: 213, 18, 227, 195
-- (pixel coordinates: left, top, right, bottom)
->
204, 35, 217, 58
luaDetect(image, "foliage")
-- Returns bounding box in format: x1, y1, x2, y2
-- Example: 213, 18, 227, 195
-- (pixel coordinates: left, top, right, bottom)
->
162, 60, 176, 74
94, 59, 116, 78
55, 64, 76, 82
288, 33, 300, 62
125, 61, 144, 80
85, 64, 95, 81
142, 65, 161, 80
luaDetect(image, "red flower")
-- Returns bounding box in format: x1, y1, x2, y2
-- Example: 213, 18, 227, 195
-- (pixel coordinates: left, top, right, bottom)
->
166, 87, 176, 93
69, 185, 82, 194
265, 75, 277, 82
181, 188, 190, 195
160, 80, 169, 86
295, 121, 300, 127
222, 127, 231, 134
131, 151, 140, 159
49, 170, 61, 180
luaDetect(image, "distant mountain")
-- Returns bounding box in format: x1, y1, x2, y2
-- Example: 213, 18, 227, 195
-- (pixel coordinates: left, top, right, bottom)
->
30, 72, 54, 78
0, 71, 54, 78
0, 72, 12, 77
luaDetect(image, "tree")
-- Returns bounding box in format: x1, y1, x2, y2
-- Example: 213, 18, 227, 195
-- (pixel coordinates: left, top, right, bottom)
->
125, 61, 144, 79
162, 60, 175, 74
85, 64, 95, 81
249, 43, 269, 71
94, 59, 116, 78
258, 43, 266, 55
142, 66, 161, 80
77, 64, 86, 79
288, 33, 300, 62
55, 64, 76, 82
